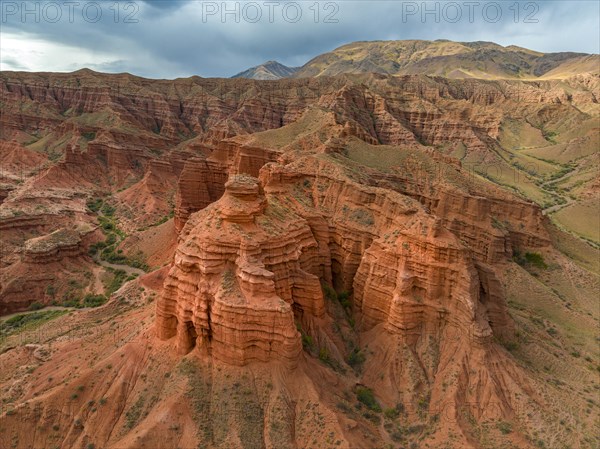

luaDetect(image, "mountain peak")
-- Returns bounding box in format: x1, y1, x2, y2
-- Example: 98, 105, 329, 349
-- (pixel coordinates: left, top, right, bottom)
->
232, 60, 298, 80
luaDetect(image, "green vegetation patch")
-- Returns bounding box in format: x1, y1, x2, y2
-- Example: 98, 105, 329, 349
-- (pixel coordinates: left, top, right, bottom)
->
87, 197, 149, 271
83, 294, 109, 308
355, 386, 381, 412
103, 268, 132, 296
513, 250, 548, 270
0, 310, 68, 339
347, 347, 366, 370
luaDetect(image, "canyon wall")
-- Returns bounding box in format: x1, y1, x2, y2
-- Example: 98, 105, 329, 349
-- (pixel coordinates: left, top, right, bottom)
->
157, 154, 518, 367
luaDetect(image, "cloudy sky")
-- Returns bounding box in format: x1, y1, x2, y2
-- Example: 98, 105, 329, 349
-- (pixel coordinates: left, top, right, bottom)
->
1, 0, 598, 78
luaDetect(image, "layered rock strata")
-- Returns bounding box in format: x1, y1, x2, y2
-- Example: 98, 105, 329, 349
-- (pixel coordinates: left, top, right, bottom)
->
158, 155, 514, 367
174, 157, 228, 232
22, 228, 83, 263
157, 175, 327, 365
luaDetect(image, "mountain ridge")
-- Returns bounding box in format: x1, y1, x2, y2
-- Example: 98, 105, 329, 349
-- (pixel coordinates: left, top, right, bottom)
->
233, 39, 598, 80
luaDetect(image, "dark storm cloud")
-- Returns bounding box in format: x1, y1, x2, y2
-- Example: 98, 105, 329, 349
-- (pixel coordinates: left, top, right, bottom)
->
1, 0, 598, 78
141, 0, 189, 11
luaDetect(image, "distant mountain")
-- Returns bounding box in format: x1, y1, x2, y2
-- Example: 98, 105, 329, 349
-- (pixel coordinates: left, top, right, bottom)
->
293, 40, 598, 79
232, 60, 298, 80
234, 40, 598, 80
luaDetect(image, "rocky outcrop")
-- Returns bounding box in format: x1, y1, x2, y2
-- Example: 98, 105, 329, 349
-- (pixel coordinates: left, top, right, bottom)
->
173, 138, 284, 232
159, 153, 515, 368
260, 157, 513, 340
22, 228, 83, 263
157, 175, 327, 365
174, 157, 227, 232
0, 226, 100, 314
0, 141, 48, 176
0, 213, 49, 231
0, 185, 15, 204
0, 272, 57, 315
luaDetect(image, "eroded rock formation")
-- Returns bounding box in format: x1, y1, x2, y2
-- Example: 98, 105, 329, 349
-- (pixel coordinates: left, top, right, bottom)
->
174, 157, 227, 232
22, 228, 83, 263
158, 175, 329, 365
158, 152, 516, 368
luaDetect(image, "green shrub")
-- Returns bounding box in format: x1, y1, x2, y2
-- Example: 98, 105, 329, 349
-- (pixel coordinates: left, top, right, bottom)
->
1, 311, 67, 338
82, 131, 96, 141
323, 284, 337, 301
347, 348, 366, 369
502, 340, 519, 352
338, 291, 351, 309
83, 294, 108, 308
513, 250, 547, 269
497, 421, 513, 434
525, 252, 547, 269
301, 334, 313, 349
125, 396, 145, 429
100, 219, 115, 232
61, 298, 83, 308
362, 410, 381, 424
100, 203, 116, 216
60, 287, 85, 308
356, 387, 381, 412
418, 393, 430, 411
384, 407, 399, 419
390, 429, 403, 441
28, 301, 44, 311
319, 347, 329, 363
105, 269, 128, 295
87, 198, 103, 212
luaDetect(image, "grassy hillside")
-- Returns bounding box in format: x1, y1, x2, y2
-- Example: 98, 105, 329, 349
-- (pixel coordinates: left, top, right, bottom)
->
293, 40, 598, 79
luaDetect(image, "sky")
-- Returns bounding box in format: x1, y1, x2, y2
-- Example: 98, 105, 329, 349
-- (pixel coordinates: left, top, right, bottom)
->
1, 0, 599, 78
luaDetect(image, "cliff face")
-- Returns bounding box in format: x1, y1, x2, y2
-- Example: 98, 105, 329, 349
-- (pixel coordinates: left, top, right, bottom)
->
174, 157, 228, 232
367, 160, 550, 263
260, 156, 516, 338
158, 152, 517, 364
158, 175, 326, 364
